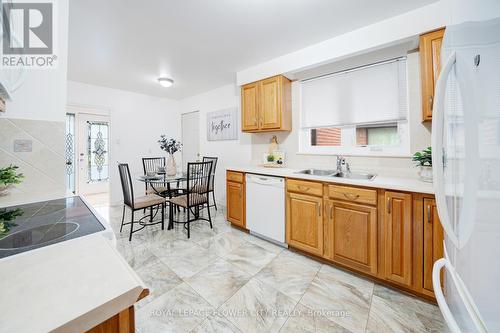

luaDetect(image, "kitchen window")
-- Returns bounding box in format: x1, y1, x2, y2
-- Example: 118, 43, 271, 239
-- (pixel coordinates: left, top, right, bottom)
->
300, 57, 410, 156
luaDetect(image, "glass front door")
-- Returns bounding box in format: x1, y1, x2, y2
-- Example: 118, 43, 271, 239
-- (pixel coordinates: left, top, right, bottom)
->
77, 114, 110, 196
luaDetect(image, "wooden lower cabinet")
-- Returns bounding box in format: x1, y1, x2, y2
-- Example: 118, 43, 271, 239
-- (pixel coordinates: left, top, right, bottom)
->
86, 306, 135, 333
286, 192, 324, 257
226, 173, 245, 228
423, 198, 444, 293
383, 191, 413, 287
326, 199, 378, 276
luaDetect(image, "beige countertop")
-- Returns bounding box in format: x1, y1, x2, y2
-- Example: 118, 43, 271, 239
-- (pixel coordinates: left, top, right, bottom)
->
227, 166, 434, 195
0, 234, 147, 333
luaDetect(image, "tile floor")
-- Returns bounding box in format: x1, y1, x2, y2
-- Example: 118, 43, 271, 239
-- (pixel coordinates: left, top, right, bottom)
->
86, 194, 445, 333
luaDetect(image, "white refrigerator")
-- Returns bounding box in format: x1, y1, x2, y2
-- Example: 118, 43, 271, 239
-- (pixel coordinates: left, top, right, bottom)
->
431, 1, 500, 332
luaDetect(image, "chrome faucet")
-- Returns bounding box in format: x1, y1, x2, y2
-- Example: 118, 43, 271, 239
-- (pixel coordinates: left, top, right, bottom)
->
336, 155, 351, 174
336, 156, 345, 172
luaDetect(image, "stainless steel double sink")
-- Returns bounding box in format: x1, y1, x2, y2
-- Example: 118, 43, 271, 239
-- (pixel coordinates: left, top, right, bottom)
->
295, 169, 376, 181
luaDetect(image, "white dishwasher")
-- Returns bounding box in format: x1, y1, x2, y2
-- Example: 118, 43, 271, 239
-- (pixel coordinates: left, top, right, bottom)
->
245, 173, 287, 247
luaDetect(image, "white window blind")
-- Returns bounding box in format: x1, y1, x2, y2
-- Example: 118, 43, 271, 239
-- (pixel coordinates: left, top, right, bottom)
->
300, 58, 408, 129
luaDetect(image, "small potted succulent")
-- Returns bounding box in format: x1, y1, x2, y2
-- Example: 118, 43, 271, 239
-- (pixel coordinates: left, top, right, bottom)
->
158, 136, 183, 176
412, 147, 433, 183
0, 165, 24, 196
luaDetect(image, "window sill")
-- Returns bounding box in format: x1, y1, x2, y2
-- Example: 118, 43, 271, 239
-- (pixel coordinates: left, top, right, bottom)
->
296, 151, 412, 158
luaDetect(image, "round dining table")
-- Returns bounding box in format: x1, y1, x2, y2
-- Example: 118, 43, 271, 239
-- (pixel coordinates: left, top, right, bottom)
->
136, 172, 187, 198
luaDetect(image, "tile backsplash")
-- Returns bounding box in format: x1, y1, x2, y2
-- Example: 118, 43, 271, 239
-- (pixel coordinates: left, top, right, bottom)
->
0, 118, 66, 203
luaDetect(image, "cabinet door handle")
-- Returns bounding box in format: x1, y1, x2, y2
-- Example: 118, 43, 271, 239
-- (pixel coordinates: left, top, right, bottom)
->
386, 197, 391, 214
427, 205, 432, 223
329, 204, 334, 220
318, 203, 321, 217
429, 95, 434, 111
343, 193, 360, 200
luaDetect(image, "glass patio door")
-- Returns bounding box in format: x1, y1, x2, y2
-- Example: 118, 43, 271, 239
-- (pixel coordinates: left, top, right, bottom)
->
76, 114, 110, 195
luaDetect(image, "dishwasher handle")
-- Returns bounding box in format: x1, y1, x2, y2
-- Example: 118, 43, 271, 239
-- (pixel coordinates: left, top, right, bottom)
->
246, 174, 284, 187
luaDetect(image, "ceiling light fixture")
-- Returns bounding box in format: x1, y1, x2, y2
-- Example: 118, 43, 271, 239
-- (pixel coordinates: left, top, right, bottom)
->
158, 77, 174, 88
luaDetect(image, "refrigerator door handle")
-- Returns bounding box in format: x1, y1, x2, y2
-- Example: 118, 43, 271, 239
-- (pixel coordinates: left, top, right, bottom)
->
434, 248, 489, 333
431, 51, 460, 248
433, 258, 462, 333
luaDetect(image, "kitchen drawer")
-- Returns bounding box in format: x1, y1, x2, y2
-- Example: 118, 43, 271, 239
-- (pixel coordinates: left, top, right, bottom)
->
227, 171, 244, 183
287, 179, 323, 197
327, 184, 377, 205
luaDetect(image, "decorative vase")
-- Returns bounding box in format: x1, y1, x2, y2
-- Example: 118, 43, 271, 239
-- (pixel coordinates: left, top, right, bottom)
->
166, 153, 177, 176
418, 165, 433, 183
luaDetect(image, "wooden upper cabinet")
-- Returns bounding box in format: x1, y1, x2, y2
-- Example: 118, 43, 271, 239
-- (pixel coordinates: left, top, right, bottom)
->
327, 200, 378, 276
241, 82, 259, 131
226, 172, 245, 228
286, 192, 323, 257
384, 191, 413, 287
420, 28, 445, 122
241, 75, 291, 133
260, 76, 281, 130
423, 198, 444, 293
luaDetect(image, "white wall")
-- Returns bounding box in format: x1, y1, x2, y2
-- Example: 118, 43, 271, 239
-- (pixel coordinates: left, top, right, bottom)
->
179, 84, 252, 206
67, 81, 181, 204
0, 1, 69, 207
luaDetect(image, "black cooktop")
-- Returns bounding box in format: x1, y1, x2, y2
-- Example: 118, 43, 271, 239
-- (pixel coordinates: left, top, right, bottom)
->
0, 196, 105, 259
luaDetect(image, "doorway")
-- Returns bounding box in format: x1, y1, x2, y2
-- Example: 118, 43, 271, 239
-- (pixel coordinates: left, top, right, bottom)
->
66, 110, 110, 197
77, 113, 110, 196
181, 111, 200, 169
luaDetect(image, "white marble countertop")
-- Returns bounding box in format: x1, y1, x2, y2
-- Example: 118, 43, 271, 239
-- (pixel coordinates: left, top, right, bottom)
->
227, 166, 434, 195
0, 234, 147, 333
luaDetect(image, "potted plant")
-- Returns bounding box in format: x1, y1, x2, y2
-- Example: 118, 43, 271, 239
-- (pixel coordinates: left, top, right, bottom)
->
0, 165, 24, 196
412, 147, 433, 183
158, 136, 183, 176
0, 208, 23, 237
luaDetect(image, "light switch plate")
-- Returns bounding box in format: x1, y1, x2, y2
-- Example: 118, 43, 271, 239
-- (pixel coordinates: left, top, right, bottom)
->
14, 139, 32, 152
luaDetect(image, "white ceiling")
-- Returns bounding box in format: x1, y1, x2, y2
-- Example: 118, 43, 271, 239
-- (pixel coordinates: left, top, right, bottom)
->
68, 0, 436, 100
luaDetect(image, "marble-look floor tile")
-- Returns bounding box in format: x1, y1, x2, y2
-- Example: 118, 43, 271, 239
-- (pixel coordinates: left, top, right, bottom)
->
191, 313, 243, 333
300, 265, 374, 333
149, 236, 198, 258
244, 234, 285, 255
157, 243, 219, 279
279, 250, 323, 270
255, 251, 321, 301
366, 285, 445, 333
136, 282, 214, 333
220, 278, 297, 333
279, 303, 353, 333
115, 241, 158, 270
186, 258, 251, 308
134, 258, 183, 308
220, 241, 278, 276
196, 232, 247, 257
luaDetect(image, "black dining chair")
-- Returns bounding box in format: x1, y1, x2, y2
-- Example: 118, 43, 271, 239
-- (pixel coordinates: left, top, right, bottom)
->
118, 163, 166, 241
142, 156, 184, 212
202, 156, 218, 211
168, 161, 213, 238
142, 157, 167, 195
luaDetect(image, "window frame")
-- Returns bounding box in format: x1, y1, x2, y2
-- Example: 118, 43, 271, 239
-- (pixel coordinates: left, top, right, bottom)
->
298, 58, 411, 157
